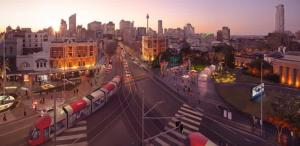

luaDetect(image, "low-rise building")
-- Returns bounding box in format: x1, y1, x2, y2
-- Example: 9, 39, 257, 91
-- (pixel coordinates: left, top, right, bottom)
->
272, 51, 300, 88
142, 36, 167, 61
49, 39, 97, 70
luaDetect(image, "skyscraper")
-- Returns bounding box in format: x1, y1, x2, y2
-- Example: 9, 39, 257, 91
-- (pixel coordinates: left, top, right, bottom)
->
222, 26, 230, 41
275, 4, 284, 33
158, 20, 163, 36
146, 14, 149, 35
69, 13, 76, 34
60, 19, 67, 36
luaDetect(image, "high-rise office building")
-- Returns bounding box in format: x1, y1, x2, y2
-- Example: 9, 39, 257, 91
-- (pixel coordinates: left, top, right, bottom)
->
222, 26, 230, 41
275, 4, 284, 33
216, 30, 223, 41
158, 20, 163, 36
60, 19, 67, 36
69, 13, 77, 34
184, 23, 195, 37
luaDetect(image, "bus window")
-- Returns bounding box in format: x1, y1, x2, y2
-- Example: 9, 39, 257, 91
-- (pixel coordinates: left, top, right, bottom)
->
30, 128, 40, 140
44, 127, 50, 138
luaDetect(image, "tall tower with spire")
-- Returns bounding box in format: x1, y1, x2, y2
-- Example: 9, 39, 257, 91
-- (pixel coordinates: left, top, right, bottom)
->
146, 13, 149, 35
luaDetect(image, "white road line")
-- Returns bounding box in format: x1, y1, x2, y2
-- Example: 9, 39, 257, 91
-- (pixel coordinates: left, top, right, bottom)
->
56, 133, 87, 141
196, 107, 204, 112
164, 127, 186, 140
183, 104, 192, 108
65, 126, 87, 132
175, 114, 201, 125
180, 107, 203, 116
161, 133, 185, 146
178, 110, 202, 121
76, 120, 87, 125
171, 118, 199, 131
154, 137, 170, 146
168, 122, 192, 134
56, 141, 88, 146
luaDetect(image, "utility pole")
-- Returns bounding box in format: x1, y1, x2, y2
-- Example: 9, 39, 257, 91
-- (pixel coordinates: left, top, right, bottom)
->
142, 90, 144, 146
260, 61, 263, 137
2, 32, 6, 96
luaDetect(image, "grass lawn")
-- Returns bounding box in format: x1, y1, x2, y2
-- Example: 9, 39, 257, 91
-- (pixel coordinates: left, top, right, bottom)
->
215, 83, 288, 118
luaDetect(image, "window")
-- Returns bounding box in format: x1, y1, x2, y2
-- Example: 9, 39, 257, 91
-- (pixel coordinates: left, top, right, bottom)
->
37, 63, 39, 68
44, 127, 49, 138
44, 62, 46, 67
30, 128, 40, 140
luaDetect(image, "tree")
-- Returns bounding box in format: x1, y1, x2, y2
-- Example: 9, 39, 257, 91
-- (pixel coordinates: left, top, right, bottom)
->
179, 40, 191, 57
212, 44, 235, 69
0, 59, 10, 77
269, 95, 300, 143
104, 40, 118, 57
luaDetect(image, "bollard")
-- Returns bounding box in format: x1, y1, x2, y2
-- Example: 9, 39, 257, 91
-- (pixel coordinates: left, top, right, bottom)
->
223, 109, 227, 118
228, 111, 232, 120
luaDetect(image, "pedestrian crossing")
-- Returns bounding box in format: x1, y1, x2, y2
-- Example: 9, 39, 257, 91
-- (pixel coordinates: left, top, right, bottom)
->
151, 104, 204, 146
54, 120, 88, 146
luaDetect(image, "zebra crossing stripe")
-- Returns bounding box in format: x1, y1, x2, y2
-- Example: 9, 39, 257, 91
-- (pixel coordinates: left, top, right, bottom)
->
180, 107, 203, 116
56, 141, 88, 146
175, 113, 201, 125
65, 126, 87, 132
56, 133, 87, 141
171, 118, 199, 131
154, 137, 170, 146
164, 127, 186, 140
161, 133, 185, 146
178, 110, 202, 121
168, 122, 192, 134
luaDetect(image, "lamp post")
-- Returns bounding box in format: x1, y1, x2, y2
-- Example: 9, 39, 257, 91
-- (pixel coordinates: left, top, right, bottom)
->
260, 61, 263, 137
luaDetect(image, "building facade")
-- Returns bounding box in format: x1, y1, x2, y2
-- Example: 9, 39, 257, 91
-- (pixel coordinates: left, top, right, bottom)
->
273, 51, 300, 88
275, 4, 284, 33
69, 14, 77, 36
222, 27, 230, 41
142, 36, 167, 61
158, 20, 163, 36
49, 39, 97, 71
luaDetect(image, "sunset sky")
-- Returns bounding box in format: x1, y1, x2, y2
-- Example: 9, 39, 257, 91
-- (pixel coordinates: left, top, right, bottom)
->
0, 0, 299, 35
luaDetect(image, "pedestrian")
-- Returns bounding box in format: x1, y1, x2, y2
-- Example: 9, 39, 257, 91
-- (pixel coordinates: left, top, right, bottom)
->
24, 109, 27, 116
51, 95, 53, 99
3, 113, 7, 121
73, 90, 75, 95
25, 90, 28, 96
76, 89, 79, 94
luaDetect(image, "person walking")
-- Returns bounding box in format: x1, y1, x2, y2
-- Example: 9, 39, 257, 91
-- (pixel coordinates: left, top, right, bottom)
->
3, 113, 7, 121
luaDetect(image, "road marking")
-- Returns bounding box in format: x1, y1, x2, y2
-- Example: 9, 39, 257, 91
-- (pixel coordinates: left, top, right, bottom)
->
164, 127, 186, 140
161, 133, 185, 146
56, 133, 87, 141
168, 122, 192, 134
175, 114, 201, 125
65, 126, 87, 132
178, 110, 202, 121
76, 120, 87, 125
154, 137, 170, 146
171, 118, 199, 131
180, 107, 203, 116
56, 141, 88, 146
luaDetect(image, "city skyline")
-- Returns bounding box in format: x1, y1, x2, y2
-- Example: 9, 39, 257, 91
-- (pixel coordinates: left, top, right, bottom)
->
0, 0, 299, 35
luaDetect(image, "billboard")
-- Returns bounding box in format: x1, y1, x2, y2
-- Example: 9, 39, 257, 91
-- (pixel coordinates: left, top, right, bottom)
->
251, 83, 264, 101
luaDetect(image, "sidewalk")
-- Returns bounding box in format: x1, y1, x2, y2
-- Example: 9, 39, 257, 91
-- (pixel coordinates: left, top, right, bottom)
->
150, 68, 279, 146
0, 64, 107, 125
